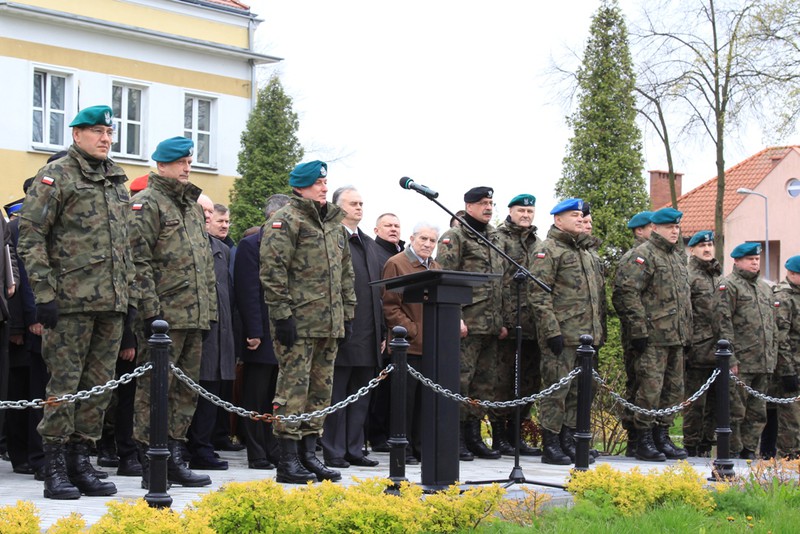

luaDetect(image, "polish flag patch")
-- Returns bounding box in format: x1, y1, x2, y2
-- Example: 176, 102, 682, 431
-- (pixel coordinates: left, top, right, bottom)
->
41, 176, 55, 186
635, 257, 645, 264
718, 284, 726, 291
536, 252, 546, 259
441, 238, 451, 245
774, 301, 781, 308
131, 203, 143, 211
271, 221, 283, 229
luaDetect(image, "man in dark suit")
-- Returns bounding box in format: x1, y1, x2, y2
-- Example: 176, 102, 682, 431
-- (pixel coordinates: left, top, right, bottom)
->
322, 187, 384, 468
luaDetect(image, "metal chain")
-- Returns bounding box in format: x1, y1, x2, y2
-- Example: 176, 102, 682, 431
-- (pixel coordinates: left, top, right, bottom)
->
592, 368, 720, 417
0, 362, 153, 411
170, 363, 394, 423
407, 365, 581, 408
730, 373, 800, 405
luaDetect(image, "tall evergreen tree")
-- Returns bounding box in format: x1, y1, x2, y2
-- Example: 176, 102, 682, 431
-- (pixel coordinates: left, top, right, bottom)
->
558, 0, 649, 265
229, 75, 303, 241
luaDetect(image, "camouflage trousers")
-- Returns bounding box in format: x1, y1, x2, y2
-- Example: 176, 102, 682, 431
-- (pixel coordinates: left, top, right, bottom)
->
133, 328, 202, 445
776, 382, 800, 457
730, 372, 770, 453
489, 338, 540, 421
619, 323, 639, 432
633, 345, 684, 429
459, 334, 499, 422
38, 312, 123, 444
272, 336, 338, 440
538, 344, 580, 434
682, 365, 718, 448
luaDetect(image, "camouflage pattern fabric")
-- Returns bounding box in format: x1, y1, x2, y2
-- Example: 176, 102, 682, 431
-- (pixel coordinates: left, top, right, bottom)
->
495, 218, 539, 337
682, 366, 718, 448
537, 344, 580, 433
730, 372, 771, 453
632, 344, 685, 429
774, 279, 800, 456
459, 334, 499, 420
492, 338, 541, 420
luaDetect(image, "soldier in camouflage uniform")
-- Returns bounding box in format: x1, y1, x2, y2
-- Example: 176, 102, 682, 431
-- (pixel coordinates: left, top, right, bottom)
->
19, 105, 134, 499
714, 242, 777, 459
260, 160, 356, 484
437, 186, 507, 461
529, 198, 604, 465
611, 211, 653, 456
613, 207, 691, 462
491, 194, 541, 457
129, 136, 216, 489
682, 231, 722, 457
774, 256, 800, 458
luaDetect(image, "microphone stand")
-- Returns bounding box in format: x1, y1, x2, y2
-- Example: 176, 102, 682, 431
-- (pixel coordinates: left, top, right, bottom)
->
407, 188, 564, 491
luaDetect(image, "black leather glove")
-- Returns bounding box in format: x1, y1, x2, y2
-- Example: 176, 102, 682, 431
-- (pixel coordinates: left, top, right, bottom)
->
342, 320, 353, 345
124, 304, 138, 332
546, 335, 564, 356
273, 317, 297, 349
144, 314, 163, 340
631, 337, 648, 353
782, 375, 800, 393
36, 301, 59, 329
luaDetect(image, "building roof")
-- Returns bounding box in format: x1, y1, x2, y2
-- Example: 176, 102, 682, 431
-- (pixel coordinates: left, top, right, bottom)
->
178, 0, 251, 14
664, 146, 800, 234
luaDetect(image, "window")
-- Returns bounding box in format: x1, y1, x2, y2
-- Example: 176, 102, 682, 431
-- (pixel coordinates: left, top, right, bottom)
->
32, 70, 68, 146
184, 95, 215, 166
112, 83, 144, 158
787, 178, 800, 198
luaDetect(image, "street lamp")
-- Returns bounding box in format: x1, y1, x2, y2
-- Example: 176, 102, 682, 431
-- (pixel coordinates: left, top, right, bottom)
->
736, 188, 770, 281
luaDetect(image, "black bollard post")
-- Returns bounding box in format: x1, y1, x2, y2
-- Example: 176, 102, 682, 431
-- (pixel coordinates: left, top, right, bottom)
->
145, 320, 172, 508
710, 339, 736, 481
574, 335, 594, 471
387, 326, 410, 493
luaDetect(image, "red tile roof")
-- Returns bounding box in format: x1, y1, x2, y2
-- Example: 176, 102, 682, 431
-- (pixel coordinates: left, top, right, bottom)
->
663, 146, 800, 234
181, 0, 250, 13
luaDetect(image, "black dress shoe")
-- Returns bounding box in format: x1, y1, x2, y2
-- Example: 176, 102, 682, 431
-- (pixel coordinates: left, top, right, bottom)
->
13, 463, 36, 475
214, 439, 245, 452
190, 456, 229, 470
324, 457, 350, 468
248, 458, 275, 470
346, 455, 379, 467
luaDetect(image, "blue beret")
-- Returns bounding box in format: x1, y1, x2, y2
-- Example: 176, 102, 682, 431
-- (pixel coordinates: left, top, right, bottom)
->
508, 194, 535, 207
464, 186, 493, 203
3, 198, 23, 218
152, 136, 194, 163
627, 211, 653, 229
550, 198, 584, 215
786, 255, 800, 273
69, 105, 113, 128
650, 207, 683, 225
289, 160, 327, 188
731, 242, 762, 259
688, 230, 714, 247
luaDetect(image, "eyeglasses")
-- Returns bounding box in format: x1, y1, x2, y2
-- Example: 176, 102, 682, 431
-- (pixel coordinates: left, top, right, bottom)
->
87, 126, 115, 138
472, 200, 495, 208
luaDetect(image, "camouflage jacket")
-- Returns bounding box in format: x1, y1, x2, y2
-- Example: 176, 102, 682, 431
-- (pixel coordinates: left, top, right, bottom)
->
529, 225, 604, 346
713, 266, 776, 373
687, 255, 722, 366
128, 172, 217, 329
259, 197, 356, 338
612, 236, 648, 339
496, 217, 538, 338
436, 221, 504, 335
580, 233, 607, 346
19, 144, 135, 314
613, 232, 692, 347
773, 279, 799, 377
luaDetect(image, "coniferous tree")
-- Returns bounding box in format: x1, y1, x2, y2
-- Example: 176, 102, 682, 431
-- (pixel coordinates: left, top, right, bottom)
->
558, 0, 649, 266
229, 75, 303, 241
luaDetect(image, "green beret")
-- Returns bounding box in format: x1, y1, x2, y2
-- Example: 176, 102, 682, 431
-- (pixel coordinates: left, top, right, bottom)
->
69, 105, 113, 128
508, 194, 535, 208
731, 242, 761, 259
152, 136, 194, 163
786, 255, 800, 273
650, 207, 683, 225
464, 186, 493, 203
688, 230, 714, 247
550, 198, 584, 215
290, 160, 327, 188
627, 211, 653, 229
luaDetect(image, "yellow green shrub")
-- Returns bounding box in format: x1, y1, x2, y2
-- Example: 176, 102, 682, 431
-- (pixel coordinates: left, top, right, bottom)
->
46, 512, 86, 534
88, 499, 201, 533
496, 486, 552, 526
0, 500, 39, 534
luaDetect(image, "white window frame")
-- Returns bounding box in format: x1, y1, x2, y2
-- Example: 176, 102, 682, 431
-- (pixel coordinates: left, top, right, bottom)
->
31, 66, 74, 150
183, 93, 217, 168
111, 80, 148, 160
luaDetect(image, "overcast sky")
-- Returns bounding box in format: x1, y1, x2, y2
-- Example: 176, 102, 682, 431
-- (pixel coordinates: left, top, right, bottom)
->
246, 0, 784, 238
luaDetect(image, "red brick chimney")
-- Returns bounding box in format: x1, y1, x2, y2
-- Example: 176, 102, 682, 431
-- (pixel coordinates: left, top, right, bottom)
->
649, 170, 683, 209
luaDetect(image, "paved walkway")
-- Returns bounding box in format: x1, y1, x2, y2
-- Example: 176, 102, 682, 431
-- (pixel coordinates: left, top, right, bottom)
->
0, 450, 749, 530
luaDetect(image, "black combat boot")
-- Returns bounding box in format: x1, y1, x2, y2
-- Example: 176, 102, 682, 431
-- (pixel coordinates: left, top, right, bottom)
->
653, 426, 688, 460
458, 423, 474, 461
300, 435, 341, 481
464, 420, 501, 459
490, 420, 515, 456
276, 439, 317, 484
42, 443, 80, 500
513, 419, 541, 456
625, 427, 638, 458
560, 426, 595, 464
65, 442, 117, 496
540, 429, 571, 465
167, 440, 211, 487
635, 427, 666, 462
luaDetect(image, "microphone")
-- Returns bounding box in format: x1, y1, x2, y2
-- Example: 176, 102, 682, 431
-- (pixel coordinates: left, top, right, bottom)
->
399, 177, 439, 199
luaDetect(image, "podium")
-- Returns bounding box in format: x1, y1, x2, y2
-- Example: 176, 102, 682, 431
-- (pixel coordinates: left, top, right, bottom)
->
378, 269, 497, 491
